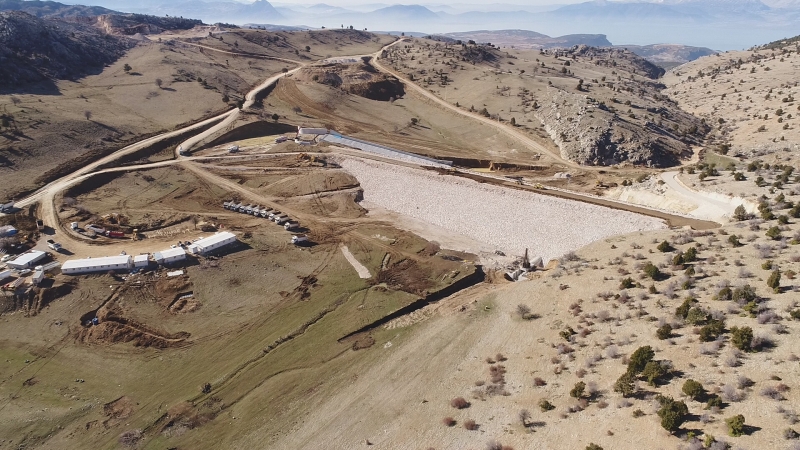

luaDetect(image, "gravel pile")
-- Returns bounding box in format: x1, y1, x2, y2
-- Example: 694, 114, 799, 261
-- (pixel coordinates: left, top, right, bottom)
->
341, 158, 666, 262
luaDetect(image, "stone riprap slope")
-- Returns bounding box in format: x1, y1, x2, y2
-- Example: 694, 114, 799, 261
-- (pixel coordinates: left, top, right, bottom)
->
340, 157, 665, 262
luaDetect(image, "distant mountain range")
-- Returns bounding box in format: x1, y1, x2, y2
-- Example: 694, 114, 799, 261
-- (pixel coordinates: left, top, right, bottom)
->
52, 0, 798, 50
4, 0, 800, 50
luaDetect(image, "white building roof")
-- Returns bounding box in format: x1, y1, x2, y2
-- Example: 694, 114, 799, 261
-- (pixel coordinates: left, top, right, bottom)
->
133, 254, 150, 263
194, 232, 236, 248
155, 247, 186, 259
62, 255, 132, 271
10, 250, 46, 267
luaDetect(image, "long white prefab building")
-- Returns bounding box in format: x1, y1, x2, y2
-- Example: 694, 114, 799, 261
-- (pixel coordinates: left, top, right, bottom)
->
7, 250, 47, 269
188, 232, 237, 255
297, 127, 328, 136
153, 247, 186, 264
61, 255, 133, 275
133, 254, 150, 268
0, 270, 12, 282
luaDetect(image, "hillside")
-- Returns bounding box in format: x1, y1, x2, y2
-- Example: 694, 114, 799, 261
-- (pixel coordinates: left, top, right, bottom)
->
0, 11, 135, 87
0, 0, 118, 17
382, 39, 706, 167
662, 36, 800, 159
616, 43, 717, 69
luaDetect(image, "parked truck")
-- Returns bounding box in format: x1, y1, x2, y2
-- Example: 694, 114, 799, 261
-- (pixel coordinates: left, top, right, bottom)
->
284, 221, 300, 230
267, 210, 281, 219
46, 239, 62, 251
36, 219, 44, 231
106, 231, 125, 238
291, 235, 308, 245
86, 224, 106, 235
260, 208, 273, 218
274, 215, 290, 225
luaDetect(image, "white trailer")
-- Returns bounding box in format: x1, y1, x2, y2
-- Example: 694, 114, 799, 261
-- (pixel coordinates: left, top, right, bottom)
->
0, 270, 12, 282
284, 221, 300, 230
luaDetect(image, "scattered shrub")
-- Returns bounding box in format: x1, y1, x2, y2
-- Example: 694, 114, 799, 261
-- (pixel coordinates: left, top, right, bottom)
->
464, 419, 479, 430
656, 324, 673, 340
657, 395, 689, 433
443, 416, 457, 427
731, 326, 754, 351
726, 414, 746, 437
451, 397, 470, 409
570, 381, 586, 398
539, 399, 555, 411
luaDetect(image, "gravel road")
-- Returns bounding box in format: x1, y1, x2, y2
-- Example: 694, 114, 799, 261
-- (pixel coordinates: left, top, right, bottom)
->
341, 158, 666, 262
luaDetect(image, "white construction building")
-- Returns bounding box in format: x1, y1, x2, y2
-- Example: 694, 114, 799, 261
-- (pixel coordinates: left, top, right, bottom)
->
153, 247, 187, 265
61, 255, 133, 275
133, 254, 151, 268
188, 231, 237, 255
0, 270, 12, 282
7, 250, 47, 270
31, 269, 45, 286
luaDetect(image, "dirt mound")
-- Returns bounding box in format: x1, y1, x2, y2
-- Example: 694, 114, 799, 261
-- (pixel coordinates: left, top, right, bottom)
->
373, 259, 434, 296
299, 62, 405, 101
76, 302, 190, 348
103, 396, 134, 428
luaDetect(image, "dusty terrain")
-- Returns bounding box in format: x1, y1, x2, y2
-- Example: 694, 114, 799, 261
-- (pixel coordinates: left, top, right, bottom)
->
2, 16, 800, 450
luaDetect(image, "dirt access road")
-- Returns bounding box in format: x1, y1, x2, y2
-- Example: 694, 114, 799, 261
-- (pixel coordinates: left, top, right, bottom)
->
2, 38, 403, 255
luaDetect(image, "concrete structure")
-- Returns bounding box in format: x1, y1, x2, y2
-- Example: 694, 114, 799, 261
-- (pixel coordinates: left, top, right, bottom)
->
61, 255, 133, 275
133, 254, 151, 268
153, 247, 187, 265
321, 134, 453, 167
7, 250, 46, 270
188, 232, 237, 255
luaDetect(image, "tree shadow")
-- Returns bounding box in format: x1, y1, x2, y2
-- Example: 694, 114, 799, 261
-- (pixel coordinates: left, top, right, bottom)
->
160, 87, 176, 92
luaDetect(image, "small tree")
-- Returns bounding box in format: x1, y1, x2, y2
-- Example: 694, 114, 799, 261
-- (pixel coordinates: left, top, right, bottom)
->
682, 379, 704, 400
539, 399, 555, 411
657, 396, 689, 433
292, 106, 302, 114
657, 240, 672, 252
766, 226, 782, 240
726, 414, 746, 436
614, 372, 635, 397
627, 346, 655, 374
656, 324, 672, 340
123, 63, 132, 73
305, 45, 311, 52
730, 326, 753, 351
586, 444, 603, 450
641, 361, 668, 386
518, 409, 531, 427
84, 110, 92, 120
643, 262, 661, 280
728, 234, 742, 247
271, 113, 280, 122
767, 270, 781, 293
155, 78, 163, 89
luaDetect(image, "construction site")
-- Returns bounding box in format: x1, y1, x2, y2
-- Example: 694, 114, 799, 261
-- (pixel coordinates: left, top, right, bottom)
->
2, 28, 769, 450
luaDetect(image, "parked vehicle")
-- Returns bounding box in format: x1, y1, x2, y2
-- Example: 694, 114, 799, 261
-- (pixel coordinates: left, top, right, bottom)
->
36, 219, 44, 231
0, 200, 13, 212
46, 239, 62, 251
275, 136, 288, 143
106, 231, 125, 238
284, 221, 300, 230
274, 215, 290, 225
268, 210, 281, 219
291, 235, 308, 245
86, 224, 106, 234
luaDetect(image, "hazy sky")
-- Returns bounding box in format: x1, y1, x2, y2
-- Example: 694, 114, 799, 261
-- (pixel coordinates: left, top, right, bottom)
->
270, 0, 582, 5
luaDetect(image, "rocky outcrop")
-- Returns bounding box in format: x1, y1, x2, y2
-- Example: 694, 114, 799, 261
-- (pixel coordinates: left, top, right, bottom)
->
92, 14, 202, 36
534, 88, 694, 167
